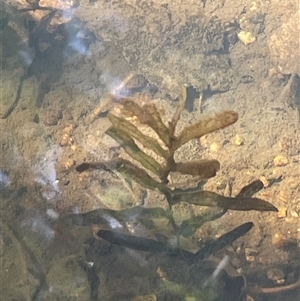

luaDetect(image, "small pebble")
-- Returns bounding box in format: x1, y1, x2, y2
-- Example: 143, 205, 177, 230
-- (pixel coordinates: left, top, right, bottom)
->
273, 155, 289, 166
238, 31, 256, 45
277, 207, 287, 218
210, 142, 220, 152
289, 210, 299, 217
245, 248, 257, 262
234, 135, 244, 146
267, 268, 285, 285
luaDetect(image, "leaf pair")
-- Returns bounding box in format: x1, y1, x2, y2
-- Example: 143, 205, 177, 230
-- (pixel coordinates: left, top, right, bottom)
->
105, 88, 238, 186
173, 179, 276, 238
96, 222, 254, 263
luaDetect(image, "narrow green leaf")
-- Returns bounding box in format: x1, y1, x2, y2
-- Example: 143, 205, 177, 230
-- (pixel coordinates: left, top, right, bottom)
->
122, 99, 171, 146
97, 229, 193, 257
178, 207, 225, 237
108, 113, 169, 159
116, 160, 166, 192
236, 180, 263, 197
169, 85, 187, 135
106, 126, 163, 176
174, 111, 238, 149
169, 188, 278, 212
191, 222, 254, 262
172, 159, 220, 178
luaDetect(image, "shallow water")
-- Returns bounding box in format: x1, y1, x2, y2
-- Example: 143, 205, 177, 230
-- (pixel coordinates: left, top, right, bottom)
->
1, 1, 299, 300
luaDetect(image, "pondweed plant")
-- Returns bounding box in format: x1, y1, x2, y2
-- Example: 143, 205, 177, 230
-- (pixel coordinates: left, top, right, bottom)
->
71, 87, 279, 300
75, 86, 277, 237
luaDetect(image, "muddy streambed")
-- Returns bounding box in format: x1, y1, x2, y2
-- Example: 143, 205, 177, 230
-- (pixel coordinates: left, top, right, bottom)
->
0, 1, 299, 300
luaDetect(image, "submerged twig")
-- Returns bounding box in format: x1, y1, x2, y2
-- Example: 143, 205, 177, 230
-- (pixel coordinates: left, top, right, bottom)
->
247, 280, 300, 294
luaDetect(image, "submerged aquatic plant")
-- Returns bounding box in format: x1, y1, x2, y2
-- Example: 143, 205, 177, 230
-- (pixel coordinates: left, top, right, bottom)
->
73, 86, 280, 300
76, 86, 277, 235
78, 87, 234, 191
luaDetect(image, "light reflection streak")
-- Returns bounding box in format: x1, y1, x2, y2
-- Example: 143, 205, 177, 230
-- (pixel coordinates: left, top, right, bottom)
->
203, 255, 229, 287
